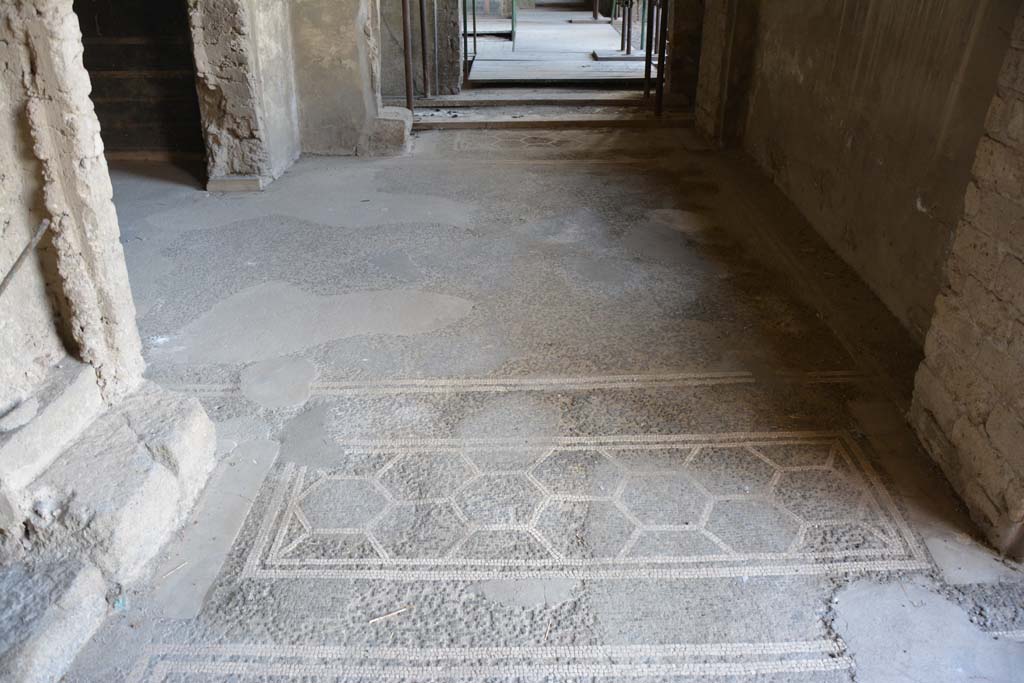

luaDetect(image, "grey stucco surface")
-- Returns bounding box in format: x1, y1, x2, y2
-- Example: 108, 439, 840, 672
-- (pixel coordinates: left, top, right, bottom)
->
737, 0, 1019, 342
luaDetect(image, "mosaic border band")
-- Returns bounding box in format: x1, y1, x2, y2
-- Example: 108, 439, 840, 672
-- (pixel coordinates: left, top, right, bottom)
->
166, 369, 866, 398
129, 640, 853, 682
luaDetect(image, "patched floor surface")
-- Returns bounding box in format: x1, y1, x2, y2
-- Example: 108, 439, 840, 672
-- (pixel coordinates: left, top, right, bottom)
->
67, 129, 1023, 681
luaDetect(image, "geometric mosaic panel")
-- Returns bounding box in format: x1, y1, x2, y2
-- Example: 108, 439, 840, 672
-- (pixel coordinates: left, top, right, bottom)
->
243, 431, 928, 580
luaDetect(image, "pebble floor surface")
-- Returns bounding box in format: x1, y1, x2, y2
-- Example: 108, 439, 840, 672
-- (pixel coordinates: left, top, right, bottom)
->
66, 129, 1024, 681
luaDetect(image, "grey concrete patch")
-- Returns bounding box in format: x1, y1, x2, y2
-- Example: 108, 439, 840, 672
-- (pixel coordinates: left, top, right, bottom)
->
925, 535, 1024, 586
470, 578, 581, 608
155, 281, 474, 364
214, 415, 274, 458
240, 357, 319, 409
280, 404, 340, 469
835, 578, 1024, 683
151, 439, 280, 619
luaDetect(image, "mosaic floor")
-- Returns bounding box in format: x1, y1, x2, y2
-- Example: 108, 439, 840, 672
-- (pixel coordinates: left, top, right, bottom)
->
64, 128, 1024, 681
248, 431, 925, 581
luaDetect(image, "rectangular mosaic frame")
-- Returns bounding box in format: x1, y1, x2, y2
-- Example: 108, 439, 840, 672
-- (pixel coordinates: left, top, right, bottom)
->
242, 431, 928, 581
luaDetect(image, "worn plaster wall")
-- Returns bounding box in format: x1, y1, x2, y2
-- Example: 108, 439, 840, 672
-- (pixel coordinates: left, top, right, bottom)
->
380, 0, 461, 98
3, 0, 144, 402
246, 0, 301, 177
291, 0, 382, 154
0, 25, 69, 414
186, 0, 300, 185
703, 1, 1019, 343
911, 6, 1024, 560
186, 0, 267, 180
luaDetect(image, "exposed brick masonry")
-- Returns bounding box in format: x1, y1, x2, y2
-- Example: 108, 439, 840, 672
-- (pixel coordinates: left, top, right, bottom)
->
911, 6, 1024, 559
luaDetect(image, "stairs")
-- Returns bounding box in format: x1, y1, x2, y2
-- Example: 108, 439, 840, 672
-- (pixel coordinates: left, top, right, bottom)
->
0, 369, 216, 682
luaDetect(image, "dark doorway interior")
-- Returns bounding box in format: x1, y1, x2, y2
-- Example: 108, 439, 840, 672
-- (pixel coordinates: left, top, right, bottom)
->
73, 0, 205, 168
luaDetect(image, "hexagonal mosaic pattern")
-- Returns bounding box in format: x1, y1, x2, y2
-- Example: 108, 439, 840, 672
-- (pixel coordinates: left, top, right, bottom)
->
247, 433, 927, 579
532, 449, 623, 497
456, 474, 543, 525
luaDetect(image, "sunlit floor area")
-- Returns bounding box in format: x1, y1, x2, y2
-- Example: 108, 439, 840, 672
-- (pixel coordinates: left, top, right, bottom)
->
59, 128, 1024, 682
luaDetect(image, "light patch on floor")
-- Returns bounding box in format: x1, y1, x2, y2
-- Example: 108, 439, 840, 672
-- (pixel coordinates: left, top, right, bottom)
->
150, 439, 280, 619
835, 578, 1024, 683
240, 357, 319, 409
152, 281, 475, 363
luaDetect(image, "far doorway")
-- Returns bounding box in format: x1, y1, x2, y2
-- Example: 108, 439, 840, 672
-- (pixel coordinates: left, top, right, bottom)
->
464, 0, 658, 87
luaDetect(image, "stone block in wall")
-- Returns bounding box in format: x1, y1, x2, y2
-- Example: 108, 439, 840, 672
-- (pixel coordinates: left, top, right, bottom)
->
964, 181, 1024, 257
998, 46, 1024, 95
0, 560, 107, 683
973, 137, 1024, 202
986, 93, 1024, 150
946, 222, 1003, 292
18, 384, 216, 584
912, 6, 1024, 559
986, 405, 1024, 467
975, 338, 1024, 404
993, 253, 1024, 315
914, 362, 961, 435
959, 277, 1016, 344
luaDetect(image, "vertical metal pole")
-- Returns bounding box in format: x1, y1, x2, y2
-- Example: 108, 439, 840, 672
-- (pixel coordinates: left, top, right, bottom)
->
471, 0, 477, 54
592, 0, 598, 20
652, 1, 660, 59
642, 0, 655, 97
619, 1, 626, 51
402, 0, 415, 111
462, 0, 470, 78
655, 0, 668, 114
433, 0, 439, 89
419, 0, 430, 96
625, 0, 632, 54
639, 0, 646, 50
512, 0, 517, 51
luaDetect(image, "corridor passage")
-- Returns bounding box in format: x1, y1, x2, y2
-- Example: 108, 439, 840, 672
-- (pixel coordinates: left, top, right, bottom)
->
66, 128, 1023, 681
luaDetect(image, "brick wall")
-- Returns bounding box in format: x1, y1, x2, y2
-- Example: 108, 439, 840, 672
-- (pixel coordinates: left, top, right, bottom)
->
911, 6, 1024, 559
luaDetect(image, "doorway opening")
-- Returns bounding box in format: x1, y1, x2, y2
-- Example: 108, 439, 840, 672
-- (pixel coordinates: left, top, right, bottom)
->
72, 0, 205, 183
385, 0, 690, 129
464, 0, 655, 86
